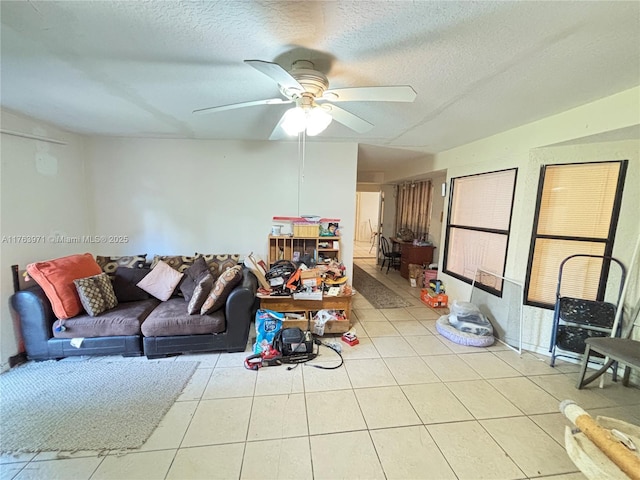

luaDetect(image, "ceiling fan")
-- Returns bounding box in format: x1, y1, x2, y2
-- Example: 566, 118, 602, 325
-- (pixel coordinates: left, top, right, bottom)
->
193, 59, 417, 139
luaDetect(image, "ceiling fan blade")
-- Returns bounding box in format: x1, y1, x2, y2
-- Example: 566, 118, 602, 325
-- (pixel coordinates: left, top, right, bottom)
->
324, 104, 374, 133
244, 59, 304, 95
321, 86, 417, 103
268, 111, 291, 141
193, 98, 292, 115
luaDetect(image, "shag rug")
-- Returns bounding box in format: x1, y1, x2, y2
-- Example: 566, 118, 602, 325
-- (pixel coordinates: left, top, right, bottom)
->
0, 360, 198, 454
352, 264, 412, 309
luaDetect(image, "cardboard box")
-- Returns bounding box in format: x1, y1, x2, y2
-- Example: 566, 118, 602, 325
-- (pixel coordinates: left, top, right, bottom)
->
420, 288, 448, 308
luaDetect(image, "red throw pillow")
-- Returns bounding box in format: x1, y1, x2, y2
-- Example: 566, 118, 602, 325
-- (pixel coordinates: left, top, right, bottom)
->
26, 253, 102, 319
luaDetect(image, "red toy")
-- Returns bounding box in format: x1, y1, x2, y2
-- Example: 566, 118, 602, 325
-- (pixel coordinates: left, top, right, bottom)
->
341, 332, 359, 346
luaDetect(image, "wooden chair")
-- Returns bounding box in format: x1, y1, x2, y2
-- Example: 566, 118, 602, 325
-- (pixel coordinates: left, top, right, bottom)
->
380, 236, 401, 273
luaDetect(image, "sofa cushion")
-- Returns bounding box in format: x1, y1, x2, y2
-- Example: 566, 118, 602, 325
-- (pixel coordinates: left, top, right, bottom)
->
201, 265, 243, 315
179, 256, 210, 301
52, 298, 160, 338
74, 273, 118, 316
112, 267, 151, 302
196, 253, 240, 277
96, 255, 147, 275
141, 298, 226, 336
26, 253, 103, 319
137, 260, 183, 301
187, 273, 214, 314
150, 255, 198, 273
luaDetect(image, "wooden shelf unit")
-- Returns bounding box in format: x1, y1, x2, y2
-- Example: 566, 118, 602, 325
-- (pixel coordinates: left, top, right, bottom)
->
259, 294, 352, 334
268, 235, 340, 268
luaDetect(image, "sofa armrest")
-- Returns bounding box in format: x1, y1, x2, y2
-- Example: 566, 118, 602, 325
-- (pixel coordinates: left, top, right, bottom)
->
224, 268, 259, 351
9, 285, 56, 360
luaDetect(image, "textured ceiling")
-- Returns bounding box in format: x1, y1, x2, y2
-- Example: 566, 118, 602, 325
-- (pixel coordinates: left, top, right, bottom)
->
2, 1, 639, 171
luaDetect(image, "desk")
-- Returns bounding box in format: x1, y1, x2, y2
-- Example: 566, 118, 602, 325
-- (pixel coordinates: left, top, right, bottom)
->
390, 238, 435, 279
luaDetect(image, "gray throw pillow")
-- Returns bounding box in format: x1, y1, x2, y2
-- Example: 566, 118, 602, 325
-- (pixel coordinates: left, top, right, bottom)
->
180, 256, 210, 301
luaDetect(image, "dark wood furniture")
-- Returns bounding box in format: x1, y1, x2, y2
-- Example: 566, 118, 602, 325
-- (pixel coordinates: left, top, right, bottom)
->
390, 238, 435, 279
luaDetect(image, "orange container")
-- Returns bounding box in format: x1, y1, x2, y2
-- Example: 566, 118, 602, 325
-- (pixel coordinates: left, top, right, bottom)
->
420, 289, 448, 308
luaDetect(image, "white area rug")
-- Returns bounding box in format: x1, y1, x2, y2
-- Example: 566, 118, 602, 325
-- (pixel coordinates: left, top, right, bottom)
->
0, 360, 198, 454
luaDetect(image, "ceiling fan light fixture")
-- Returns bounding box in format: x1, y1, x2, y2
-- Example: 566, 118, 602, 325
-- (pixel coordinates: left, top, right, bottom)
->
305, 106, 332, 136
281, 106, 307, 135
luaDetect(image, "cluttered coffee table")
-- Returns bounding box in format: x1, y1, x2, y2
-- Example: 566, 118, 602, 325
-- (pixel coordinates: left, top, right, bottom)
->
258, 294, 353, 334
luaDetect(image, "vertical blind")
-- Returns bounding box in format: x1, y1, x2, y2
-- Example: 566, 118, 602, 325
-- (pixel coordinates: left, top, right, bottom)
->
526, 161, 624, 306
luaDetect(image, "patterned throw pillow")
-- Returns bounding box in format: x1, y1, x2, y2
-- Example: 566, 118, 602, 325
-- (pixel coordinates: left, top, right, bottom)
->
96, 255, 147, 275
136, 260, 184, 301
200, 265, 243, 315
187, 273, 214, 315
150, 255, 199, 273
74, 273, 118, 317
196, 254, 240, 278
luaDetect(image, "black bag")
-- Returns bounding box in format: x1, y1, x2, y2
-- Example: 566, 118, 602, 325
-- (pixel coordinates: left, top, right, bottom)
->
272, 327, 314, 356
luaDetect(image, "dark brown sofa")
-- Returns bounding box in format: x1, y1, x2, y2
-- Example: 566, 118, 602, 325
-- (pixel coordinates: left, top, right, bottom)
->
10, 267, 258, 361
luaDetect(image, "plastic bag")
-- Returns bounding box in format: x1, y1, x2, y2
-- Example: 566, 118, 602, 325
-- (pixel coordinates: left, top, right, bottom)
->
253, 309, 284, 354
450, 300, 481, 316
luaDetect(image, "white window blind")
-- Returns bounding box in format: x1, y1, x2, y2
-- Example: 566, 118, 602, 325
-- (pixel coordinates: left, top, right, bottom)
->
526, 161, 625, 307
444, 168, 517, 293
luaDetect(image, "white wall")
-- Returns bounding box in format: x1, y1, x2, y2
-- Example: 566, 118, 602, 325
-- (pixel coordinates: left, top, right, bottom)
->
432, 86, 640, 353
428, 173, 447, 264
85, 137, 358, 272
355, 192, 380, 241
0, 110, 91, 370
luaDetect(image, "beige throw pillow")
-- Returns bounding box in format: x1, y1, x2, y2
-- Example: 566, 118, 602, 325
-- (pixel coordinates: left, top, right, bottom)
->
187, 273, 214, 315
136, 260, 184, 301
74, 272, 118, 316
200, 265, 243, 315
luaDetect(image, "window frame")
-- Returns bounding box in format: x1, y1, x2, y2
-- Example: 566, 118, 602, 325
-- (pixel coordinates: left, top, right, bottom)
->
442, 167, 518, 297
523, 160, 628, 309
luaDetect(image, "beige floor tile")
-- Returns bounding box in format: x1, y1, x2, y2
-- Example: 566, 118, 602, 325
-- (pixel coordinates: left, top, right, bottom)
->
436, 336, 490, 354
310, 431, 385, 480
371, 336, 418, 357
301, 361, 352, 392
215, 351, 252, 368
535, 472, 587, 479
175, 352, 220, 368
384, 356, 441, 385
481, 416, 577, 477
203, 366, 256, 399
403, 383, 474, 424
242, 438, 313, 480
337, 336, 381, 359
422, 354, 481, 382
405, 335, 453, 355
380, 308, 414, 321
0, 462, 28, 480
0, 453, 35, 465
306, 389, 367, 435
392, 320, 431, 336
353, 308, 386, 322
427, 421, 524, 480
91, 450, 175, 480
446, 380, 523, 419
494, 350, 560, 376
589, 404, 640, 425
529, 374, 616, 409
248, 394, 308, 441
345, 358, 397, 388
407, 306, 441, 320
32, 451, 102, 461
166, 443, 244, 479
355, 386, 422, 429
582, 380, 640, 407
529, 413, 573, 446
254, 363, 304, 396
489, 377, 561, 415
13, 457, 103, 480
371, 425, 457, 480
360, 321, 401, 337
460, 352, 521, 378
181, 397, 252, 447
177, 367, 212, 401
139, 400, 198, 451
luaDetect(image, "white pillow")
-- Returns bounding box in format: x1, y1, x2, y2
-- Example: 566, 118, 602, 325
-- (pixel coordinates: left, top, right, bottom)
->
136, 260, 183, 301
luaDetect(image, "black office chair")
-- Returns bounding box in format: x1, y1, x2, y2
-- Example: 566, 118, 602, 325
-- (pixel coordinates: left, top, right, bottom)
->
380, 236, 401, 273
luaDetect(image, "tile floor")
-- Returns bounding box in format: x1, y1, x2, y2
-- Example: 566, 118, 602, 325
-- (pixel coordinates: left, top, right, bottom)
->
1, 258, 639, 479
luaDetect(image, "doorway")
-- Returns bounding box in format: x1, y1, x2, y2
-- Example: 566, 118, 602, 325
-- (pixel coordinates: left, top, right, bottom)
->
354, 191, 381, 259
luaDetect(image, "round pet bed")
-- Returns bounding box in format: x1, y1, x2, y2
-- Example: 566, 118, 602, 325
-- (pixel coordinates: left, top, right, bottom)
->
436, 315, 495, 347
